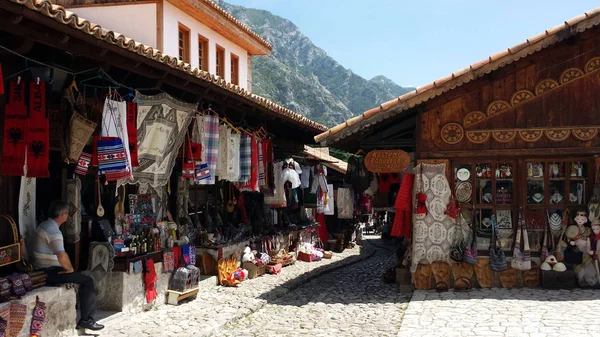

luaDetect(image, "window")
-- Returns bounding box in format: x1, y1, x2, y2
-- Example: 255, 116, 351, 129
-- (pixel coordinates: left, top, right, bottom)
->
198, 35, 209, 71
230, 53, 239, 85
216, 45, 225, 78
178, 24, 190, 63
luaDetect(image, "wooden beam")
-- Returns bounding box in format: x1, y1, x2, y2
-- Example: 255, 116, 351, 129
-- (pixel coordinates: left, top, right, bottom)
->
363, 115, 417, 142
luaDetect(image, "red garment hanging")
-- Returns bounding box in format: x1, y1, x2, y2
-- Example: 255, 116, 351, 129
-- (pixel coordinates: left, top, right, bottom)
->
391, 173, 415, 238
144, 258, 157, 303
26, 81, 50, 178
0, 81, 27, 176
317, 212, 329, 242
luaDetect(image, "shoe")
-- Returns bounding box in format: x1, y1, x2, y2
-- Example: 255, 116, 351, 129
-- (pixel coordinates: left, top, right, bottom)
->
77, 318, 104, 331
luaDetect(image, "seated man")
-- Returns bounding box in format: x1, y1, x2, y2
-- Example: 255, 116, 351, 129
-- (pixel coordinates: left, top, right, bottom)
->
32, 200, 104, 331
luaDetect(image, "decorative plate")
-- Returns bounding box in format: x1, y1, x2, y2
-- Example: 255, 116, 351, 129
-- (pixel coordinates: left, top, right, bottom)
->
457, 168, 470, 181
456, 181, 473, 203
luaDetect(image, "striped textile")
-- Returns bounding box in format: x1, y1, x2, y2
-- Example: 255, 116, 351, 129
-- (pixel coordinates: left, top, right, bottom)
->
97, 137, 127, 174
238, 134, 251, 182
75, 152, 91, 176
198, 115, 219, 185
258, 140, 265, 187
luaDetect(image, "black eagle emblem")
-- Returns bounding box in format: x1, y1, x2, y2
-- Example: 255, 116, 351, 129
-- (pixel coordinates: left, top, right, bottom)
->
30, 141, 44, 158
8, 128, 23, 146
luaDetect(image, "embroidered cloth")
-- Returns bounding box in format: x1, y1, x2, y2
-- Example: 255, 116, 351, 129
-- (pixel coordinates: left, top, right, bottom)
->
120, 92, 195, 187
18, 177, 36, 260
411, 163, 454, 272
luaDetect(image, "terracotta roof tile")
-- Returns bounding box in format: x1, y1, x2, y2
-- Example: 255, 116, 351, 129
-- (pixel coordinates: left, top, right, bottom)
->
315, 6, 600, 144
10, 0, 325, 133
199, 0, 271, 50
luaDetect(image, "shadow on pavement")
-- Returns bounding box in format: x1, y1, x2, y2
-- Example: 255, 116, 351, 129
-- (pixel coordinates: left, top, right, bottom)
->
257, 235, 408, 307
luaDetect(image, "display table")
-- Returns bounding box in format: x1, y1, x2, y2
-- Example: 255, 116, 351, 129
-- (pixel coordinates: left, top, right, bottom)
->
113, 251, 163, 272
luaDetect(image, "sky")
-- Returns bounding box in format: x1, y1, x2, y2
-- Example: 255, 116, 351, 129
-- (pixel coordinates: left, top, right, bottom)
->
225, 0, 599, 87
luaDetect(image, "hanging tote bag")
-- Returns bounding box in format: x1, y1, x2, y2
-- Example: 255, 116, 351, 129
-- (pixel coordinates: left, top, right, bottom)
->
463, 208, 479, 265
511, 208, 532, 271
540, 218, 550, 263
489, 215, 507, 272
450, 212, 466, 262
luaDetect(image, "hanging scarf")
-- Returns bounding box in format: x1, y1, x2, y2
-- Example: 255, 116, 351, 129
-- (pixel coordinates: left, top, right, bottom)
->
216, 124, 229, 180
250, 136, 259, 191
198, 115, 219, 185
227, 132, 240, 182
1, 81, 26, 176
238, 134, 251, 183
317, 213, 329, 242
262, 139, 274, 189
26, 82, 49, 178
258, 140, 266, 187
126, 102, 139, 167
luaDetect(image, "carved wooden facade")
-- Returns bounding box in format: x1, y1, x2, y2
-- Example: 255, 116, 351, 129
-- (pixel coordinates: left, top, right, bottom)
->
418, 27, 600, 159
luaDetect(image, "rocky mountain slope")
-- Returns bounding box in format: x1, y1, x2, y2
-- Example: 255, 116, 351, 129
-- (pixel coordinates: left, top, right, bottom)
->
217, 1, 413, 126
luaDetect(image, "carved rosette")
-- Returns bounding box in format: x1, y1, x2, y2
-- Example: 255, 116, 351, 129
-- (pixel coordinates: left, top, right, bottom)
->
545, 129, 571, 142
510, 90, 534, 105
585, 57, 600, 73
463, 111, 486, 128
572, 127, 599, 141
492, 130, 517, 143
534, 79, 559, 95
466, 131, 490, 144
518, 129, 543, 143
560, 68, 584, 84
486, 100, 511, 117
441, 123, 465, 145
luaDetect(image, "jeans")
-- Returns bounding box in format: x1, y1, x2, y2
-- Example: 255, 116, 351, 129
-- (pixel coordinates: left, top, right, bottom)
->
46, 268, 97, 320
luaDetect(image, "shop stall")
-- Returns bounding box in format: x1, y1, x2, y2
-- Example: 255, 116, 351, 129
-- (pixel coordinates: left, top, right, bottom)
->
0, 0, 330, 335
316, 9, 600, 291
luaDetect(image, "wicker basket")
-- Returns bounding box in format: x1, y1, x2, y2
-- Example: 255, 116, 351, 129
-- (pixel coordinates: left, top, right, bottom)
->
323, 251, 333, 259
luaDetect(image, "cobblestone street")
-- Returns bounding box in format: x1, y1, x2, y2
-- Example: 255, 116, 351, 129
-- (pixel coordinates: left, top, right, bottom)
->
221, 237, 408, 337
82, 235, 405, 337
398, 288, 600, 337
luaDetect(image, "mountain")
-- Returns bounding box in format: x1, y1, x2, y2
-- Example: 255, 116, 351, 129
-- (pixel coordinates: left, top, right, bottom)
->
217, 1, 414, 127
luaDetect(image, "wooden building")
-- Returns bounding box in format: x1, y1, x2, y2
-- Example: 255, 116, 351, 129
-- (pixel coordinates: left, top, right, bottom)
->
316, 7, 600, 287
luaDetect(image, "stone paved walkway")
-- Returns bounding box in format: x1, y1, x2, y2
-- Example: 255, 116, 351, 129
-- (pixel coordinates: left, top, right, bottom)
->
221, 237, 409, 337
398, 289, 600, 337
79, 236, 383, 337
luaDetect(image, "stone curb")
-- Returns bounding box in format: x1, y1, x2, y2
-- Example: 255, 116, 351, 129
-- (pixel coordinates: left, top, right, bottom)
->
207, 243, 378, 336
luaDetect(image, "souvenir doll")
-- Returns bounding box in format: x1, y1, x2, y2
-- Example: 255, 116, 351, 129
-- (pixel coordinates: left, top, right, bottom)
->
568, 212, 598, 286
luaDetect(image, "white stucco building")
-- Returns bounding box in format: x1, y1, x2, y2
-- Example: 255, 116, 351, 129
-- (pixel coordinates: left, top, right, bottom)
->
54, 0, 272, 92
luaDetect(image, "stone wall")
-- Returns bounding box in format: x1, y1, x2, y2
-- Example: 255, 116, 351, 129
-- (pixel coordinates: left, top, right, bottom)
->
0, 286, 77, 337
89, 261, 171, 314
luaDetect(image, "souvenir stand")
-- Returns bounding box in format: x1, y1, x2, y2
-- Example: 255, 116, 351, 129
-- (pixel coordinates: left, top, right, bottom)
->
0, 1, 329, 333
316, 13, 600, 291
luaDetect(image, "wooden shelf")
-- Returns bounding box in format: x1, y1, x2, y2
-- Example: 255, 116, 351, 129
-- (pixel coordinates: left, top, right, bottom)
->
570, 177, 587, 181
527, 177, 545, 181
549, 178, 566, 181
496, 178, 514, 181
